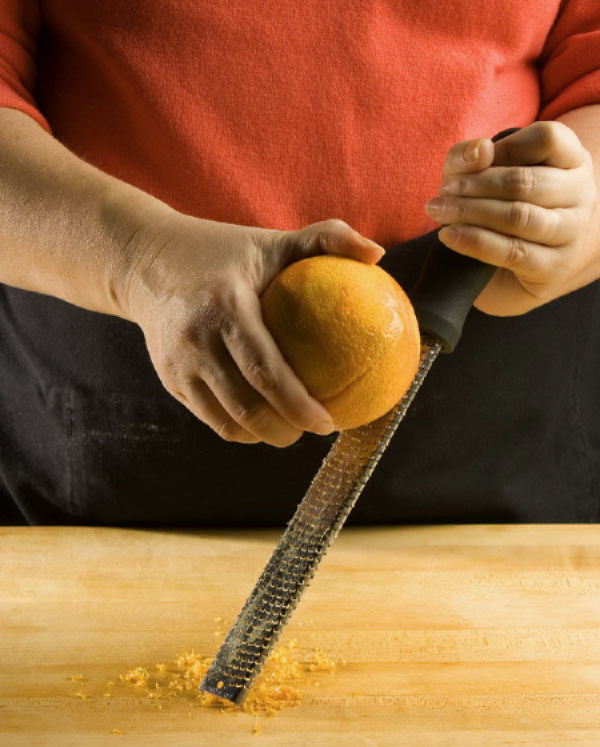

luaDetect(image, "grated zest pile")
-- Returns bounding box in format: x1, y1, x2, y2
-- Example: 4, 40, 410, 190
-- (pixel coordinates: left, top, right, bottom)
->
117, 637, 338, 717
69, 624, 342, 734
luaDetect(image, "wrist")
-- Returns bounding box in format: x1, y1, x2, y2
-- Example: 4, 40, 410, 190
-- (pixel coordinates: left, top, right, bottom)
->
98, 183, 178, 321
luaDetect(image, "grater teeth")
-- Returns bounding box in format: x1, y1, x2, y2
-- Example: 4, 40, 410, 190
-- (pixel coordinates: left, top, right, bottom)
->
200, 337, 441, 704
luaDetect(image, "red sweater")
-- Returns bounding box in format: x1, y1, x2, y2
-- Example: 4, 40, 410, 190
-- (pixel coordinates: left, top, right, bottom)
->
1, 0, 600, 247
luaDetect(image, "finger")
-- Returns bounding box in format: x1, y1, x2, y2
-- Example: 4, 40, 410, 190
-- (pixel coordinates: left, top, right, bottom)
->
198, 339, 307, 448
438, 223, 560, 281
442, 137, 495, 178
175, 377, 261, 444
425, 194, 576, 247
282, 218, 386, 265
439, 164, 584, 209
221, 284, 336, 435
491, 121, 587, 170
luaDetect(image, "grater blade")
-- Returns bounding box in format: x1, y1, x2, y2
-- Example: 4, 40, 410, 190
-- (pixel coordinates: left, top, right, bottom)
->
200, 336, 441, 704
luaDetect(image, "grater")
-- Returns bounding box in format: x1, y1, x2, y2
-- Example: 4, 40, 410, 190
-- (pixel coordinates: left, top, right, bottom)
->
200, 128, 519, 705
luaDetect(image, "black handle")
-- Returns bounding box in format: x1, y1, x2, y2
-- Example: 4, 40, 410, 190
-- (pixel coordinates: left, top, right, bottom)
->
408, 127, 521, 352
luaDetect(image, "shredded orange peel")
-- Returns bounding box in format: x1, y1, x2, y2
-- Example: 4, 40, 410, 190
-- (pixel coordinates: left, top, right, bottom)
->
112, 637, 339, 717
70, 629, 342, 734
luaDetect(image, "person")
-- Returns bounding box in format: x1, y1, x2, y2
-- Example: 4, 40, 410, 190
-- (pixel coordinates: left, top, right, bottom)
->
0, 1, 599, 526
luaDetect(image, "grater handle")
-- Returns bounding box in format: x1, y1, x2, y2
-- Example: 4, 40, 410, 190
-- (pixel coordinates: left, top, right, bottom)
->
409, 127, 521, 353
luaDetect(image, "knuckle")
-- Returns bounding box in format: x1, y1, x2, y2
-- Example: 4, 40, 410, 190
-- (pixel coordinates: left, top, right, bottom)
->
245, 357, 279, 392
327, 218, 350, 231
311, 219, 352, 252
218, 312, 236, 340
471, 229, 487, 252
156, 348, 187, 391
159, 368, 187, 403
215, 420, 241, 443
158, 350, 179, 377
534, 120, 561, 149
506, 236, 529, 268
201, 281, 240, 335
208, 275, 237, 309
449, 140, 468, 160
457, 176, 470, 195
503, 167, 535, 197
175, 318, 200, 347
443, 142, 467, 175
548, 208, 566, 244
215, 289, 242, 332
232, 400, 267, 430
173, 389, 190, 406
317, 219, 352, 249
316, 231, 329, 251
166, 371, 197, 404
274, 431, 302, 449
456, 200, 470, 221
507, 201, 533, 231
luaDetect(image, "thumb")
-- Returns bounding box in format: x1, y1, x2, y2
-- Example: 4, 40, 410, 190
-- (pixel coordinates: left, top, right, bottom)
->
278, 218, 385, 268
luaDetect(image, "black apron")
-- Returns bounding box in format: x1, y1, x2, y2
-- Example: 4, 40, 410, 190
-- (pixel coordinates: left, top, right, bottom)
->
1, 235, 599, 525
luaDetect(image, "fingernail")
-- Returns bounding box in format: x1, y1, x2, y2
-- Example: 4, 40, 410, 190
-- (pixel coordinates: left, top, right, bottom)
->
312, 419, 336, 435
425, 197, 444, 215
464, 139, 482, 162
440, 226, 459, 243
361, 236, 385, 255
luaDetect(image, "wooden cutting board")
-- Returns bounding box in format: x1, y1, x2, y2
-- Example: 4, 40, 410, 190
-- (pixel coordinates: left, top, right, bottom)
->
1, 524, 600, 746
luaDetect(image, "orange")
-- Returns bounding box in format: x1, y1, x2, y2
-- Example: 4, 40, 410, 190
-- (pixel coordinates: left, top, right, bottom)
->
260, 255, 421, 430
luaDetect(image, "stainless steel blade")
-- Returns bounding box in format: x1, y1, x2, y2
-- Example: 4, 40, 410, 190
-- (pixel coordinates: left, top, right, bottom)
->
200, 336, 441, 704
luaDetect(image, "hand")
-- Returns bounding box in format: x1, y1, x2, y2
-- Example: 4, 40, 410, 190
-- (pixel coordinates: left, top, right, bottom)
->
120, 212, 384, 446
424, 121, 598, 315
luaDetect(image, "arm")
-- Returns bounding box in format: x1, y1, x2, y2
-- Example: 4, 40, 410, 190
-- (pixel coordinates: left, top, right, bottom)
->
0, 108, 168, 315
0, 108, 384, 444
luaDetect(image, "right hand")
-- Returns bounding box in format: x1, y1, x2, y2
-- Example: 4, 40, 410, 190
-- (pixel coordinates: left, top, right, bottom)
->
120, 211, 385, 447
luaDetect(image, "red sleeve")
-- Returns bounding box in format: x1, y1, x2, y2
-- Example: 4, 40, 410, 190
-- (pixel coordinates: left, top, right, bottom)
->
538, 0, 600, 120
0, 0, 50, 132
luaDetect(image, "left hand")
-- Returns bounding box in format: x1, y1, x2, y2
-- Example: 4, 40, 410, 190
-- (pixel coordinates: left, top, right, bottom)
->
424, 121, 598, 316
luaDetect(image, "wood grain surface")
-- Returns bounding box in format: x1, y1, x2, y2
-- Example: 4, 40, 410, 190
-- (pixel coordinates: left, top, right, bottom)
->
1, 525, 600, 746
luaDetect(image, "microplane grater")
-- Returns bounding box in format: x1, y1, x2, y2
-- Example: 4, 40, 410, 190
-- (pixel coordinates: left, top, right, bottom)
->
200, 337, 441, 704
199, 126, 520, 706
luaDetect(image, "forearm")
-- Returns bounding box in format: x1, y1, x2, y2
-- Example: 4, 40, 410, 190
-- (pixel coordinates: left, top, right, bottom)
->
556, 104, 600, 291
0, 108, 173, 317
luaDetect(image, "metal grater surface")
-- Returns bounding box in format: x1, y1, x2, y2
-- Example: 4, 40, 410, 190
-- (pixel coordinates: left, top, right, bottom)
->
200, 337, 441, 704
